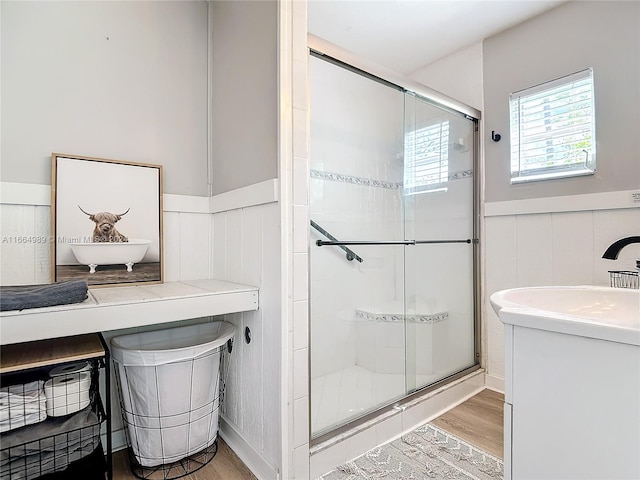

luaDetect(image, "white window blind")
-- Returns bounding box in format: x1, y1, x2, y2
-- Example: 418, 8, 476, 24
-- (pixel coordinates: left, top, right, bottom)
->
404, 121, 449, 194
510, 68, 595, 183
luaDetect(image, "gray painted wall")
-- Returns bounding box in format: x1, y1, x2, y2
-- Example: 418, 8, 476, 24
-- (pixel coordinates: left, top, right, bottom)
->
1, 1, 209, 196
483, 1, 640, 202
210, 0, 277, 195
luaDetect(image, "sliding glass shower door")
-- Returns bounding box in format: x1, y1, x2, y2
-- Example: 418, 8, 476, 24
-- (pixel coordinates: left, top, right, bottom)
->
309, 56, 407, 437
403, 95, 477, 394
309, 54, 478, 440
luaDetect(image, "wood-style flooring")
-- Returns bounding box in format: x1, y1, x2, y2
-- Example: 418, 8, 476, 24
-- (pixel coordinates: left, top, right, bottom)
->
112, 438, 257, 480
111, 389, 504, 478
432, 388, 505, 458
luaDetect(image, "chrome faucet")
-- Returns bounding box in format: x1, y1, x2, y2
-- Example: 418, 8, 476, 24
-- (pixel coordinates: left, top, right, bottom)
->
602, 236, 640, 268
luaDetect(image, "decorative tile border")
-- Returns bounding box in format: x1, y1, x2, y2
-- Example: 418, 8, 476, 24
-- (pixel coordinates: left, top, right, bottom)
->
448, 170, 473, 181
310, 170, 401, 189
355, 309, 448, 324
310, 169, 473, 189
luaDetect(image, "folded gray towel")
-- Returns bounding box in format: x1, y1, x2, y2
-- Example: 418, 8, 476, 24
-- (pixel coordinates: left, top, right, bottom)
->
0, 281, 88, 312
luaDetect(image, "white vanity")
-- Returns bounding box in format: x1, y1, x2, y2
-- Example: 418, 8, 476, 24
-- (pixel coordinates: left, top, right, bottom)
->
491, 286, 640, 480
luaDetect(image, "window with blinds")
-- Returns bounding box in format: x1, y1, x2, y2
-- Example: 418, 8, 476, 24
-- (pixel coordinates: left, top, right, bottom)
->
404, 120, 449, 194
509, 68, 596, 183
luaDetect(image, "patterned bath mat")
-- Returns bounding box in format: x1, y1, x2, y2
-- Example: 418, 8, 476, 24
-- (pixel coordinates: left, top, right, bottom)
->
318, 423, 503, 479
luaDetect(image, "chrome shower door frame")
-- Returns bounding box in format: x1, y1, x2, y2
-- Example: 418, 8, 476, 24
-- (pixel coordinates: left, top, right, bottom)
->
308, 36, 482, 445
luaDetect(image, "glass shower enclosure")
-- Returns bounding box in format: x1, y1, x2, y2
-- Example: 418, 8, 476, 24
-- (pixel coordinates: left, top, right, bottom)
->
309, 53, 479, 440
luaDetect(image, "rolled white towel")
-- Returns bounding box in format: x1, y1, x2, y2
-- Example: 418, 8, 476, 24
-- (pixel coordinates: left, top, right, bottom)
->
0, 381, 47, 432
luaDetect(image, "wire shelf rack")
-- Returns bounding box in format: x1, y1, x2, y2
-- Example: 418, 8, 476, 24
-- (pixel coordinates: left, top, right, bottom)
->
608, 270, 639, 289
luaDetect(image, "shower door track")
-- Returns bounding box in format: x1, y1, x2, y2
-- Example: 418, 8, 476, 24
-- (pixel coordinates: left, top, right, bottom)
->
309, 43, 481, 121
310, 363, 482, 447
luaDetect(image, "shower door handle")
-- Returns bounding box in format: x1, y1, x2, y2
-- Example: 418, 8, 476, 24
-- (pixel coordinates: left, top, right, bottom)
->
316, 239, 473, 246
415, 239, 473, 244
310, 220, 364, 263
316, 240, 414, 246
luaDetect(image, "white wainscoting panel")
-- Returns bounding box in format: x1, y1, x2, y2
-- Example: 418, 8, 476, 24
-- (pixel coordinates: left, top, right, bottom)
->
162, 212, 181, 282
515, 214, 553, 287
242, 307, 265, 453
260, 202, 284, 470
484, 206, 640, 381
551, 212, 595, 285
178, 213, 212, 280
211, 211, 227, 280
241, 206, 264, 287
221, 311, 243, 428
225, 209, 244, 285
0, 204, 50, 285
1, 184, 282, 476
213, 202, 283, 475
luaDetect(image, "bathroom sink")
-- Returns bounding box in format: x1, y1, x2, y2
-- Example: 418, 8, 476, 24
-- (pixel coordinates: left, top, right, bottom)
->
490, 286, 640, 345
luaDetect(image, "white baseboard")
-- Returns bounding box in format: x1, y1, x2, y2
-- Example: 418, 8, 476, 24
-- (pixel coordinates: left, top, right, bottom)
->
219, 416, 279, 480
484, 373, 505, 393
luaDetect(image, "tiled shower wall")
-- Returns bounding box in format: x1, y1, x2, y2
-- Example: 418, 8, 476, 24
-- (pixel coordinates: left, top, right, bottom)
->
484, 206, 640, 381
309, 54, 405, 382
310, 177, 402, 379
309, 52, 478, 390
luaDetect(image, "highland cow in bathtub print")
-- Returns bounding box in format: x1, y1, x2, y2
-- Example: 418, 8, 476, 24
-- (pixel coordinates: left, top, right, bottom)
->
52, 154, 163, 286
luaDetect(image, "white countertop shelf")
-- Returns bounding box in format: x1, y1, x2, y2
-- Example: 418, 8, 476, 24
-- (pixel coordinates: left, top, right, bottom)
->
0, 280, 259, 345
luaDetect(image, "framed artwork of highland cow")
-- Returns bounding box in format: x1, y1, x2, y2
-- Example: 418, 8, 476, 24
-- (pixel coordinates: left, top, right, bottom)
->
51, 153, 164, 287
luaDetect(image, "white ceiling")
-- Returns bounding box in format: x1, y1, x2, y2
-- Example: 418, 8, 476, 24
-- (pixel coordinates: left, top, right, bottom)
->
308, 0, 566, 75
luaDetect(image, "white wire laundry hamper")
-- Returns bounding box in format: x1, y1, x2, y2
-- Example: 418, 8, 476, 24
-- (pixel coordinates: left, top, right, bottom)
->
111, 322, 235, 480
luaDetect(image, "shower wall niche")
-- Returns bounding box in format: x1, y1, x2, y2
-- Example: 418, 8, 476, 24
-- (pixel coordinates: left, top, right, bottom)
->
309, 54, 479, 439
